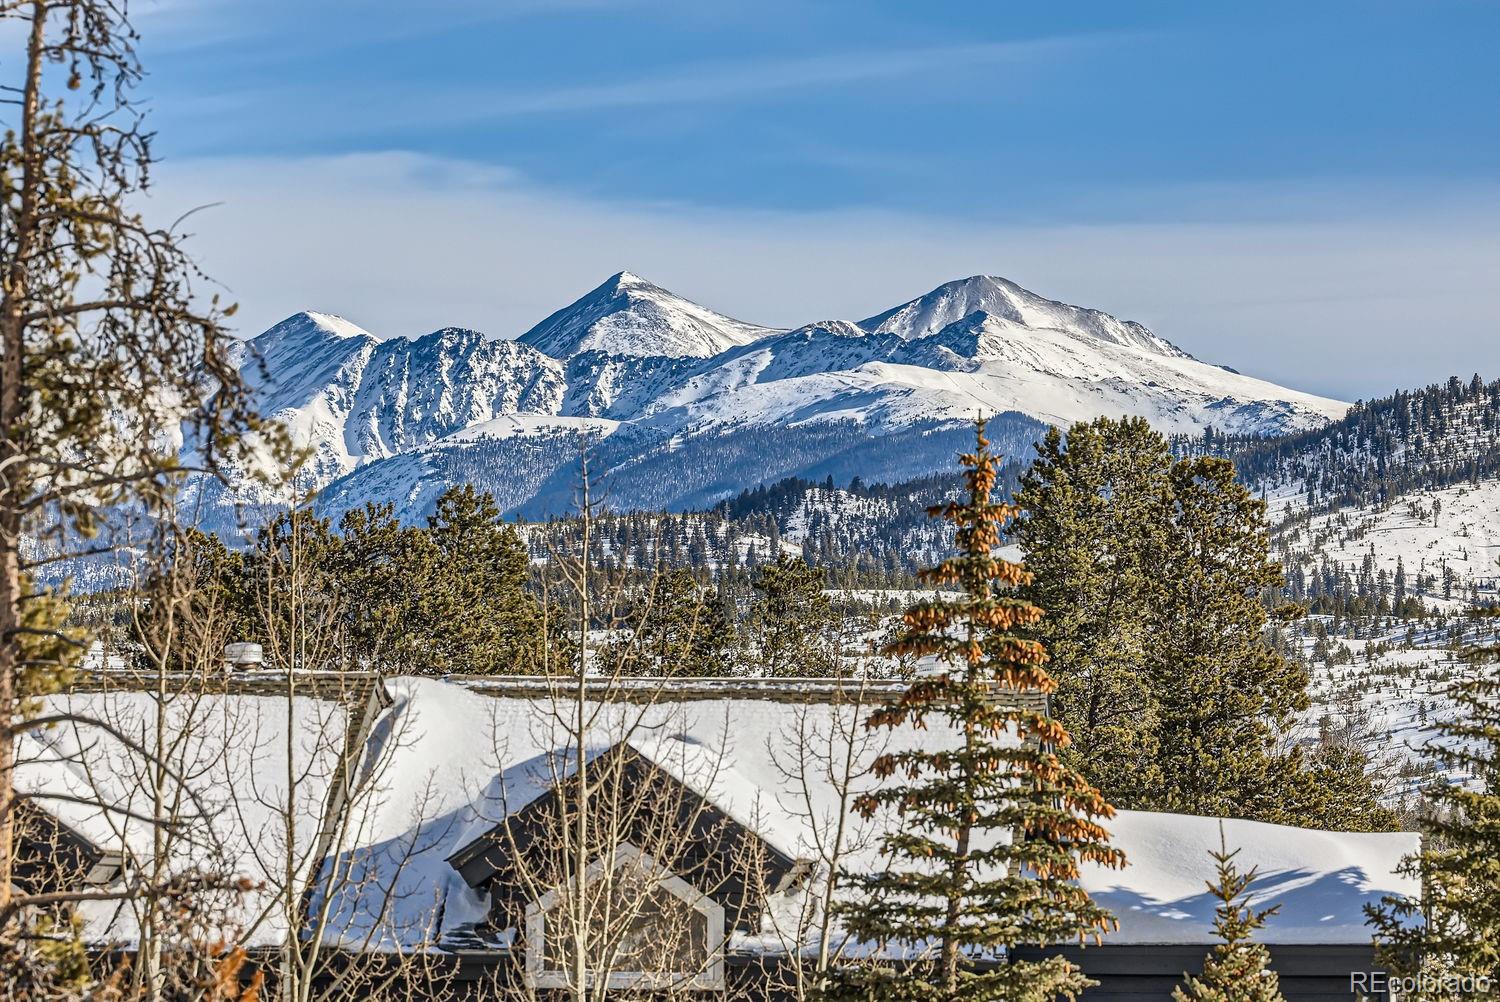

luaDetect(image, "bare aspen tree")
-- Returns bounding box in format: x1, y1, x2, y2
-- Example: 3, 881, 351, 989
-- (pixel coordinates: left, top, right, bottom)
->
88, 517, 246, 997
8, 515, 254, 998
485, 710, 743, 1002
0, 0, 256, 928
223, 496, 455, 1002
752, 654, 887, 1000
470, 448, 760, 1001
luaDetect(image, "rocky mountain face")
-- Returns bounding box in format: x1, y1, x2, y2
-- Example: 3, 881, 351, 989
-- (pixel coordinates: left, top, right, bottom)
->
188, 272, 1349, 534
517, 271, 776, 359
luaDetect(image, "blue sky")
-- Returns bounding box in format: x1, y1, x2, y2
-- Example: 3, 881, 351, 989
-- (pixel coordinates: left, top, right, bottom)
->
134, 0, 1500, 399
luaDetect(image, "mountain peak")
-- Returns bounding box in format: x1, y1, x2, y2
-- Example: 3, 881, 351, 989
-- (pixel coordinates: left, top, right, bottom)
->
249, 311, 378, 358
860, 276, 1192, 359
268, 310, 375, 341
518, 272, 778, 359
610, 269, 650, 288
194, 274, 1349, 530
302, 310, 374, 338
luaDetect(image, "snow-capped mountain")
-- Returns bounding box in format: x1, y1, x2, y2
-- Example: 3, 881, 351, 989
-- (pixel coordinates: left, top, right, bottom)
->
860, 275, 1189, 358
190, 273, 1349, 529
214, 311, 567, 505
517, 271, 777, 359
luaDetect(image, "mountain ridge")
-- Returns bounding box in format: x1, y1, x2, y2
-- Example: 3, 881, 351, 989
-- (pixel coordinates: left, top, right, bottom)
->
516, 270, 778, 359
189, 273, 1349, 531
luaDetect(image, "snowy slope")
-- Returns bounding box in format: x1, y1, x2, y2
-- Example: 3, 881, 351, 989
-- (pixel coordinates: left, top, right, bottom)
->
518, 271, 777, 359
632, 309, 1344, 437
861, 275, 1190, 358
1276, 479, 1500, 613
1264, 450, 1500, 794
187, 274, 1348, 525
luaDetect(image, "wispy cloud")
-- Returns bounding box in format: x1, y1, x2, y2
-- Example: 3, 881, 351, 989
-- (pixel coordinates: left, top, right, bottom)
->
139, 18, 1122, 151
136, 0, 657, 48
434, 36, 1099, 118
149, 151, 1500, 401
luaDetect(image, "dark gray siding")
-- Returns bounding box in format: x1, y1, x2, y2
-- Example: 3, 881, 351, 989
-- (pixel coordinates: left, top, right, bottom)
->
1011, 944, 1387, 1001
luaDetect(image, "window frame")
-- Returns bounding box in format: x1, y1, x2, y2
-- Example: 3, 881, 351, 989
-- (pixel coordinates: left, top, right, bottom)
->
523, 841, 727, 992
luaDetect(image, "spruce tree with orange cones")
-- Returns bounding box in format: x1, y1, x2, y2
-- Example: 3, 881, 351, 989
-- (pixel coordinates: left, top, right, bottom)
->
824, 420, 1124, 1002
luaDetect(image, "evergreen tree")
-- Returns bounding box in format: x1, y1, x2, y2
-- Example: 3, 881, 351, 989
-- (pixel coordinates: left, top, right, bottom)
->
420, 485, 553, 674
1367, 610, 1500, 990
1287, 743, 1399, 833
335, 502, 440, 671
140, 528, 251, 671
1143, 457, 1313, 820
209, 486, 557, 675
826, 422, 1123, 1002
747, 553, 837, 677
237, 508, 350, 670
1017, 420, 1382, 828
1015, 417, 1169, 805
12, 577, 86, 722
1173, 831, 1286, 1002
2, 577, 95, 981
609, 568, 736, 676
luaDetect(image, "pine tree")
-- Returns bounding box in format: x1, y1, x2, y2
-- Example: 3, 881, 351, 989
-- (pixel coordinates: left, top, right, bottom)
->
1016, 421, 1382, 829
609, 568, 736, 676
1015, 417, 1169, 806
1367, 610, 1500, 990
1174, 830, 1286, 1002
11, 577, 86, 724
138, 528, 252, 673
1291, 743, 1399, 833
420, 485, 554, 674
1, 578, 95, 981
1143, 457, 1313, 821
747, 553, 837, 677
235, 508, 348, 667
202, 487, 561, 675
825, 421, 1124, 1002
336, 501, 439, 670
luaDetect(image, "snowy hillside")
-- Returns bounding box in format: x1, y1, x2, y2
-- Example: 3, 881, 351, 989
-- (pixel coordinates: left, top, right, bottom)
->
1238, 381, 1500, 800
1276, 479, 1500, 614
860, 275, 1190, 359
1272, 476, 1500, 782
517, 271, 777, 359
187, 273, 1347, 528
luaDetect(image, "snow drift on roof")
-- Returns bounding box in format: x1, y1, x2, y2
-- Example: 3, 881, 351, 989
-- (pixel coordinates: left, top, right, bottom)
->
18, 677, 1417, 952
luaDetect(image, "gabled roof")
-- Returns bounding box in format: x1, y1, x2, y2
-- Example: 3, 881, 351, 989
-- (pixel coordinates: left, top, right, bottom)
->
447, 740, 806, 928
11, 800, 125, 893
21, 674, 1417, 951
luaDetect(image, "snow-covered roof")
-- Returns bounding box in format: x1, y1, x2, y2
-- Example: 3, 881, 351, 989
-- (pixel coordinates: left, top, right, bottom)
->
1080, 811, 1418, 945
15, 676, 1417, 952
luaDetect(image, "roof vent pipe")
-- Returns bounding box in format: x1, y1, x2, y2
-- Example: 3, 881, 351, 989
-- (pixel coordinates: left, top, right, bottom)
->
223, 642, 264, 670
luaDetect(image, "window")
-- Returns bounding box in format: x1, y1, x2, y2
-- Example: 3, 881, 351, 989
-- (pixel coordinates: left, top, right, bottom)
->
524, 842, 726, 991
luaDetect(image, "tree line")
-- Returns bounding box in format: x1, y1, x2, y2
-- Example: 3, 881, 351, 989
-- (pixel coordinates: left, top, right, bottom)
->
155, 487, 856, 681
1194, 373, 1500, 515
0, 0, 1494, 993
